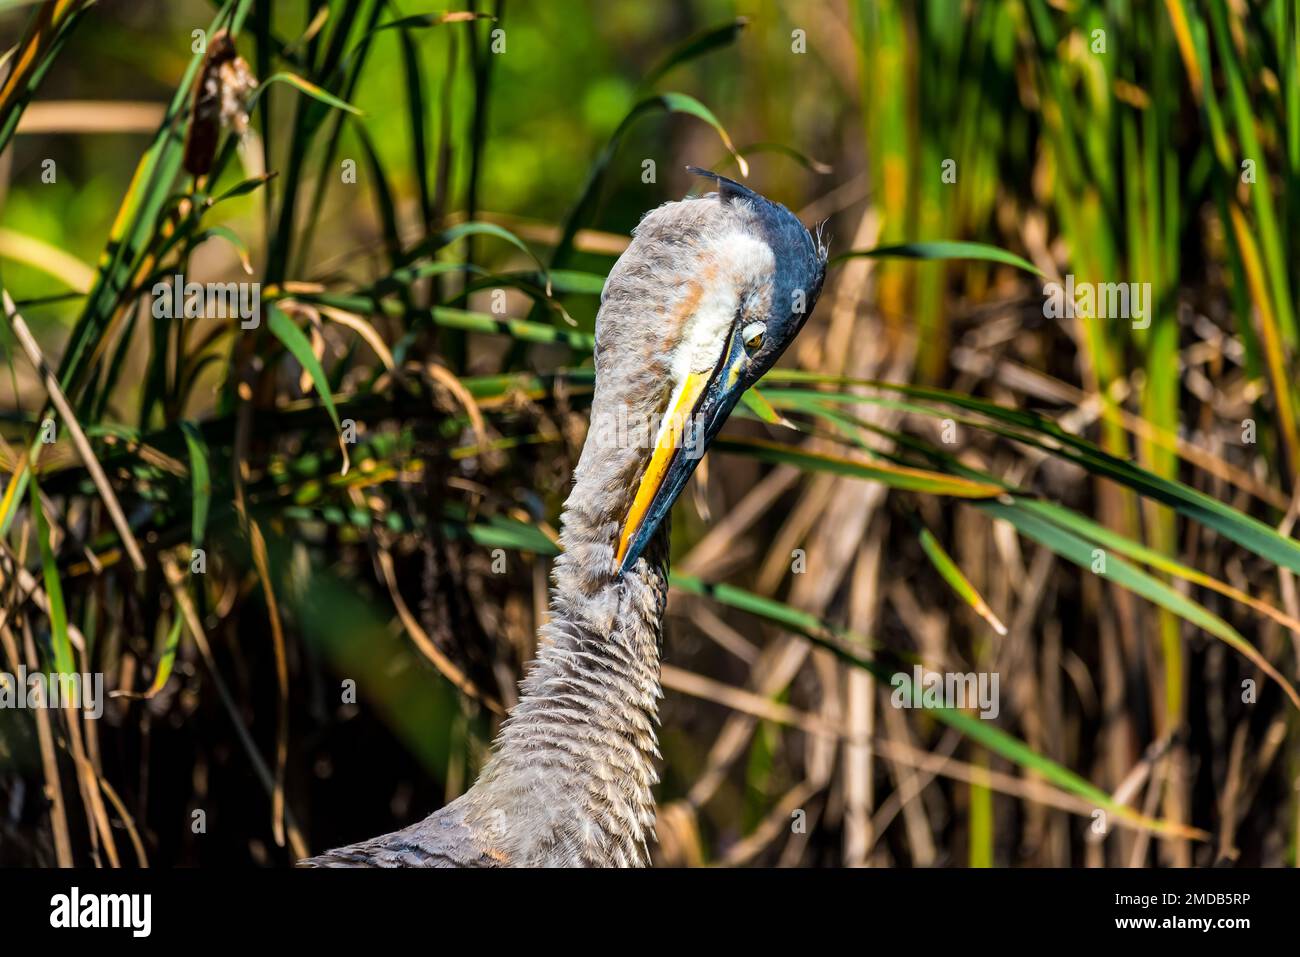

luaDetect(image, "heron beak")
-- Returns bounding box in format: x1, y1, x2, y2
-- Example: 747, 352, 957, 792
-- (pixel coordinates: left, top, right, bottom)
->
615, 330, 748, 575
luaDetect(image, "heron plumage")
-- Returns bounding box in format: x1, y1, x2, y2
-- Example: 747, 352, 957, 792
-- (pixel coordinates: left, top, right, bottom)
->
303, 173, 825, 867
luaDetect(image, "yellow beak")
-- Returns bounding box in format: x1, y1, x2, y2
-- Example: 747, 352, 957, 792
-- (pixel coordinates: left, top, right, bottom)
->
614, 369, 711, 567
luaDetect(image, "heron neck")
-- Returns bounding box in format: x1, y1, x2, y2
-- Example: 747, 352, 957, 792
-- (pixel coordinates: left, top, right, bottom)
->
463, 400, 670, 866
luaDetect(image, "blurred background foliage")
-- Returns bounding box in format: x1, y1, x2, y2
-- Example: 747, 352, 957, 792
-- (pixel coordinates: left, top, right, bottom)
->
1, 0, 1299, 868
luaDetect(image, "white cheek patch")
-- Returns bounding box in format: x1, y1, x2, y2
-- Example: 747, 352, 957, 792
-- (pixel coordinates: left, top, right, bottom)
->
652, 233, 775, 449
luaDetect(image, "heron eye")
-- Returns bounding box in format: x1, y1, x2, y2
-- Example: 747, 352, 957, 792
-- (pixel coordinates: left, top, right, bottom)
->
742, 321, 766, 355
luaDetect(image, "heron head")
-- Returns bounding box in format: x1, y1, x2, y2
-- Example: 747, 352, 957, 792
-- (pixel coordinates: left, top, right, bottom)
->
600, 167, 828, 576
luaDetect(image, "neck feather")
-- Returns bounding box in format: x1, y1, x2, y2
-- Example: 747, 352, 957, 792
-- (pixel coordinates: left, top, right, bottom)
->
464, 329, 672, 866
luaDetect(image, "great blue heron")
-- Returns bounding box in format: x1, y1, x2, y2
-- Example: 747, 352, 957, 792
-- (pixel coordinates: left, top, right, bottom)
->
303, 169, 827, 867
